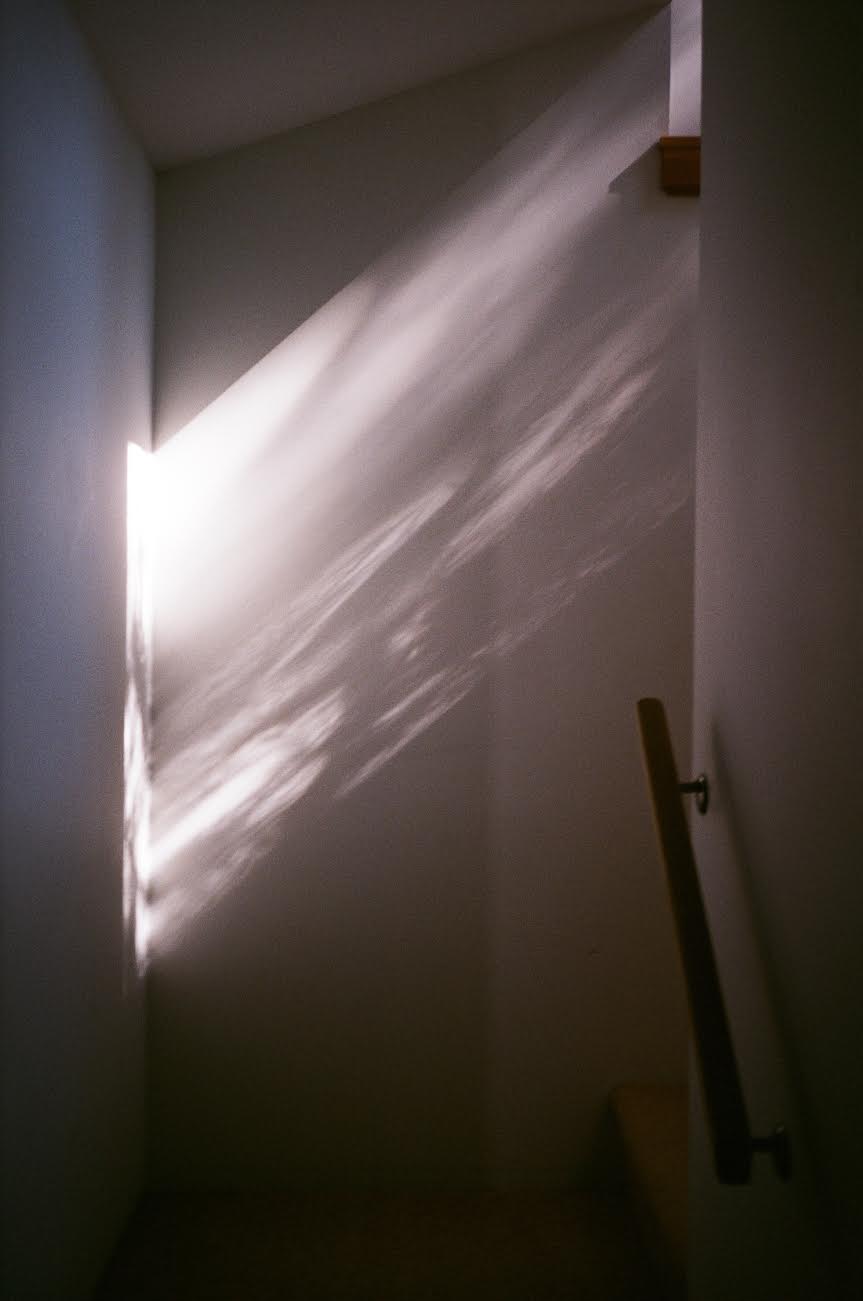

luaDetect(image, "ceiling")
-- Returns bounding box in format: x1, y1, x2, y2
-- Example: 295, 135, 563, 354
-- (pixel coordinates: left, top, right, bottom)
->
69, 0, 659, 168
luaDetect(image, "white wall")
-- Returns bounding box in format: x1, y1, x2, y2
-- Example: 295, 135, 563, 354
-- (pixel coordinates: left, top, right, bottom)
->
668, 0, 700, 135
0, 2, 153, 1295
149, 11, 695, 1191
692, 1, 861, 1295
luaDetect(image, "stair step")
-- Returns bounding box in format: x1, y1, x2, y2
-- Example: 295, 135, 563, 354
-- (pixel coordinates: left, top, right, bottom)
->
95, 1190, 663, 1299
611, 1084, 687, 1299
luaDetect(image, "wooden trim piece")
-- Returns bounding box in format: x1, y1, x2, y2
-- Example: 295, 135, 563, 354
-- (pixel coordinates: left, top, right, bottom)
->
659, 136, 701, 195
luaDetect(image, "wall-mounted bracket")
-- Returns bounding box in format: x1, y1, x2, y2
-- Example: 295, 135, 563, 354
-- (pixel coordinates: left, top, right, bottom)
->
679, 773, 709, 815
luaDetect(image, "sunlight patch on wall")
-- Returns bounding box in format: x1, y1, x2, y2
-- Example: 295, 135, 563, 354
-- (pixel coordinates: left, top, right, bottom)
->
669, 0, 701, 134
123, 442, 155, 980
149, 34, 697, 954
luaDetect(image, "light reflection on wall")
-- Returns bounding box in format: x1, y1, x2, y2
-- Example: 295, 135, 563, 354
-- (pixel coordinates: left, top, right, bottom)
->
150, 55, 697, 953
124, 442, 154, 979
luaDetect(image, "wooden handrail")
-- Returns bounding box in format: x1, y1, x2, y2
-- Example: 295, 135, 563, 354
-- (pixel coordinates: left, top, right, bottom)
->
636, 697, 790, 1185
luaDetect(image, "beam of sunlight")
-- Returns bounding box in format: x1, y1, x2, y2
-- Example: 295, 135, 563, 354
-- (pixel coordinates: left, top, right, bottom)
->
123, 442, 155, 980
150, 26, 697, 953
669, 0, 701, 134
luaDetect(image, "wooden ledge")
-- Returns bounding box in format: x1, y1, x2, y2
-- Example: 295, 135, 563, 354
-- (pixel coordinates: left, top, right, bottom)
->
659, 136, 700, 195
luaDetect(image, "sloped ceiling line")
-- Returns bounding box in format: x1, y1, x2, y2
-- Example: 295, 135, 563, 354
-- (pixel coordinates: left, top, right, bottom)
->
69, 0, 663, 165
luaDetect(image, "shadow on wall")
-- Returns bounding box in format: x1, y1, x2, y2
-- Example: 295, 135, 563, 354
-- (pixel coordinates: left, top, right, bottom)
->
147, 43, 697, 961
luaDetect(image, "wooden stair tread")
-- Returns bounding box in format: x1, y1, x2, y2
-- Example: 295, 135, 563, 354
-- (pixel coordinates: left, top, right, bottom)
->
611, 1084, 687, 1297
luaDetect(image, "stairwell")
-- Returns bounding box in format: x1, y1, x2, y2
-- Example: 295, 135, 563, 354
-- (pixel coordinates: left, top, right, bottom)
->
94, 1087, 687, 1299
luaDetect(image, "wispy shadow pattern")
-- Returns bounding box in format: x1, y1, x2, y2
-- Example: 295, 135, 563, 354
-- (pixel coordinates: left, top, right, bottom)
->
148, 38, 697, 958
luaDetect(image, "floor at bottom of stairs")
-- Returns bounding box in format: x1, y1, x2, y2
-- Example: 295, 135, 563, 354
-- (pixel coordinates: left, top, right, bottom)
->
94, 1191, 663, 1300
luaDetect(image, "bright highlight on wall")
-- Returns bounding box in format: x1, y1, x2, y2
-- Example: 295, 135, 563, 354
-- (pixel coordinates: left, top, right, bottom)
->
148, 38, 698, 954
124, 442, 155, 978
